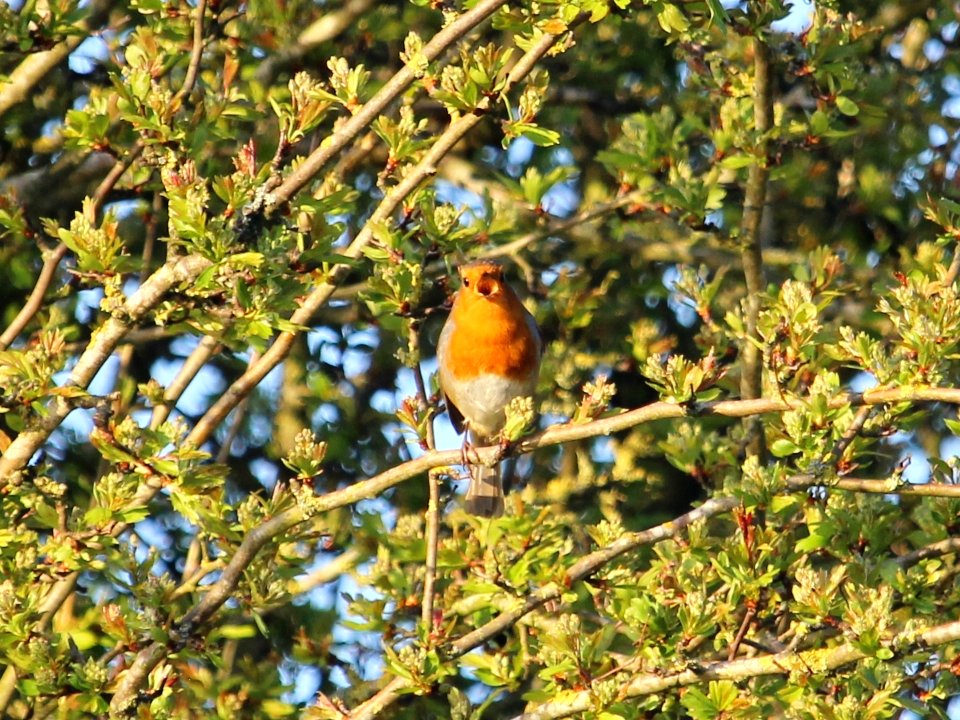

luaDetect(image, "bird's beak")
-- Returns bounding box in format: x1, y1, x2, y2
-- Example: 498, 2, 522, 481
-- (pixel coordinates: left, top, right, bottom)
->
476, 274, 498, 297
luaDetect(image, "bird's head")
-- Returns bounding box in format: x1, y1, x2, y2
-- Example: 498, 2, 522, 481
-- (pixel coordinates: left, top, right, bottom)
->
458, 260, 506, 300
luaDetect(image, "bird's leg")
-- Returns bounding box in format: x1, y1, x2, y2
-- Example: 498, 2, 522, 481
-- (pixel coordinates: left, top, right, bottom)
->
459, 431, 484, 471
495, 433, 513, 463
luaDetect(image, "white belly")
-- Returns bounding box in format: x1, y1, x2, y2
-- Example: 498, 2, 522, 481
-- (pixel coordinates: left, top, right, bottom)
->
441, 371, 536, 439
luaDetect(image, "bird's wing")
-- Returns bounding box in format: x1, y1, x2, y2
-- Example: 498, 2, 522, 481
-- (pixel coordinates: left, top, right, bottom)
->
437, 314, 466, 434
445, 392, 466, 435
524, 306, 543, 357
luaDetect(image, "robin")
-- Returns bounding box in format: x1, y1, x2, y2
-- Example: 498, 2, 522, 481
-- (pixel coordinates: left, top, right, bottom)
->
437, 260, 542, 517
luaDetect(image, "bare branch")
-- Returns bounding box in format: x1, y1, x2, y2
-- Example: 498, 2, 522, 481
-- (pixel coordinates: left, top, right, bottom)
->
897, 537, 960, 567
150, 335, 222, 429
787, 474, 960, 499
173, 0, 207, 104
0, 243, 68, 351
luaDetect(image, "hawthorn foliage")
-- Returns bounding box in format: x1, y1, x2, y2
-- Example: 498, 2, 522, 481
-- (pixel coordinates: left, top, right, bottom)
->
1, 0, 960, 718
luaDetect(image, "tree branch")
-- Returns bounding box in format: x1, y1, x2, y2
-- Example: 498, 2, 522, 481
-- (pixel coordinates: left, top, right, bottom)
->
149, 335, 222, 429
512, 618, 960, 719
253, 0, 376, 87
0, 1, 109, 119
349, 496, 741, 720
0, 255, 211, 478
0, 142, 145, 351
173, 0, 207, 105
263, 0, 510, 215
897, 537, 960, 567
787, 474, 960, 498
739, 35, 773, 459
108, 381, 960, 716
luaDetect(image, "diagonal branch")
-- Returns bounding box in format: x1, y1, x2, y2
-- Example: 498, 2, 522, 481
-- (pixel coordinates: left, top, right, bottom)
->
512, 618, 960, 719
0, 255, 211, 478
0, 0, 113, 119
0, 142, 144, 352
263, 0, 510, 215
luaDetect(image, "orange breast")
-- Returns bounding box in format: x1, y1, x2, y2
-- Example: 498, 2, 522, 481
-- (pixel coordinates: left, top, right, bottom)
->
445, 297, 538, 381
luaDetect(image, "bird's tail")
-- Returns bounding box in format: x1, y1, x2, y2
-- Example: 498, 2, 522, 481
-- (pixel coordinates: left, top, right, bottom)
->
465, 432, 504, 517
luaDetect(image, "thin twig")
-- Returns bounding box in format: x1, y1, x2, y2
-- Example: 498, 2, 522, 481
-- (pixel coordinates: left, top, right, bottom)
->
0, 243, 68, 350
485, 192, 643, 260
422, 468, 442, 629
288, 547, 363, 597
409, 320, 441, 628
897, 537, 960, 567
826, 404, 873, 467
173, 0, 207, 104
945, 239, 960, 286
0, 142, 145, 351
150, 335, 223, 429
216, 396, 251, 464
727, 605, 757, 661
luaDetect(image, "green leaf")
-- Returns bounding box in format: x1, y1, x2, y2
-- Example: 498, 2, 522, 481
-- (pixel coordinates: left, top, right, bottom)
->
770, 438, 799, 457
657, 4, 690, 33
519, 124, 561, 147
835, 96, 859, 116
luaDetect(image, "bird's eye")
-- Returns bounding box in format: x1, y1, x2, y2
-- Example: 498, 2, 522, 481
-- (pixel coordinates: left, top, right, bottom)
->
462, 278, 470, 287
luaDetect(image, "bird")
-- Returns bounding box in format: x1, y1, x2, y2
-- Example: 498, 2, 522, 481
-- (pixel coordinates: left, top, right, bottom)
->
437, 260, 542, 517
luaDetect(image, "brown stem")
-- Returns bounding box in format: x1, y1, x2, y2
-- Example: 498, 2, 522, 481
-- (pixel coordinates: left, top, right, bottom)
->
0, 243, 68, 351
0, 142, 145, 352
896, 537, 960, 567
727, 605, 757, 661
173, 0, 207, 104
149, 335, 223, 429
739, 36, 773, 460
946, 239, 960, 286
409, 321, 441, 628
422, 468, 442, 629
